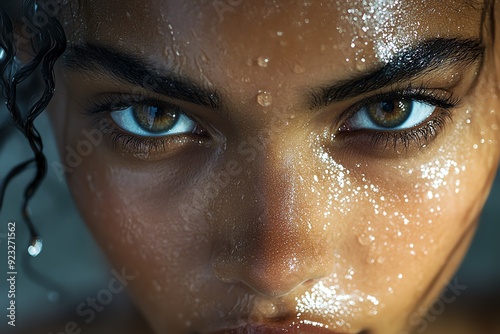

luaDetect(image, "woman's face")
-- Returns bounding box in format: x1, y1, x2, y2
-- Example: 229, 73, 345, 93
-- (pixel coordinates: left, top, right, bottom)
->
47, 0, 500, 333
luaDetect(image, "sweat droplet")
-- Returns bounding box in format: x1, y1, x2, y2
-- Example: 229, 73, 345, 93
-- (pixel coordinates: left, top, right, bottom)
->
257, 91, 273, 107
257, 56, 269, 67
28, 236, 43, 257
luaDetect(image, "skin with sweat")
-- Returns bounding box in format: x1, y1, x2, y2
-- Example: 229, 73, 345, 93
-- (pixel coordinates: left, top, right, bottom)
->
44, 0, 500, 333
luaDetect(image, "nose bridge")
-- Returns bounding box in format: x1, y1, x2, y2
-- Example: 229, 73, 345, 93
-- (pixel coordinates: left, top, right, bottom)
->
212, 140, 333, 297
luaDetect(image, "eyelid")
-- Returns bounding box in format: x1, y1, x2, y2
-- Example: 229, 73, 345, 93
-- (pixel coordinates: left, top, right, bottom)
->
84, 93, 182, 115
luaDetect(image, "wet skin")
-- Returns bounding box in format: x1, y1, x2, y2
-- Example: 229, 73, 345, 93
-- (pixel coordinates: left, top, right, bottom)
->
44, 0, 500, 333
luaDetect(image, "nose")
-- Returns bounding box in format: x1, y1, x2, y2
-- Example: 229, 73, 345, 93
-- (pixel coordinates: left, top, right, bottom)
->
212, 146, 334, 297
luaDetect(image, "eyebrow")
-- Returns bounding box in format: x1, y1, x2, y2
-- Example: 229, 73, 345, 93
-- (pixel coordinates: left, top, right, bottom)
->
63, 43, 221, 109
64, 38, 484, 112
309, 38, 484, 109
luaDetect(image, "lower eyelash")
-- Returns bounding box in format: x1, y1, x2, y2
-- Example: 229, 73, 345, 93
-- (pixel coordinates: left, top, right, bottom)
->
366, 109, 453, 151
106, 128, 209, 156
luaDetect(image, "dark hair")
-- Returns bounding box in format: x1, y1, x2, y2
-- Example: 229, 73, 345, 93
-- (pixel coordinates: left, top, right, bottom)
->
0, 0, 66, 255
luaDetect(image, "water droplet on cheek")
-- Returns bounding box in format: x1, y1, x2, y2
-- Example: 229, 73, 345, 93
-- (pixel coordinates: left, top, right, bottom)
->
257, 91, 273, 107
257, 56, 270, 67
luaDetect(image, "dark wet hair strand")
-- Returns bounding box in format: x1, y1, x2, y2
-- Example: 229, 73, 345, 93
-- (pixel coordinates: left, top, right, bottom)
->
0, 0, 66, 256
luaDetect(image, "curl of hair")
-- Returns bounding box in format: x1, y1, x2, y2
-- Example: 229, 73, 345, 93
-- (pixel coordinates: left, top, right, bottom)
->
0, 0, 66, 251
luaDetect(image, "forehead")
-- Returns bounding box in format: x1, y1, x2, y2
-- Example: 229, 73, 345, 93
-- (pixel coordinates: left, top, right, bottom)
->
64, 0, 485, 96
71, 0, 484, 42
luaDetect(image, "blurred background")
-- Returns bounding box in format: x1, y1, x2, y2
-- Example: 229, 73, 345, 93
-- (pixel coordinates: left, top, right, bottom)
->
0, 110, 499, 334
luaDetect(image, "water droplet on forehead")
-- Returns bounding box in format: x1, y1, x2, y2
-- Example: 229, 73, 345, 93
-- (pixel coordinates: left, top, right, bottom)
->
257, 91, 273, 107
28, 236, 43, 257
257, 56, 270, 67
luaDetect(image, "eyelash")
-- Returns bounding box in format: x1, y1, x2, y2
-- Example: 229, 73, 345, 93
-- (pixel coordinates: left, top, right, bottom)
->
338, 86, 459, 150
85, 86, 460, 156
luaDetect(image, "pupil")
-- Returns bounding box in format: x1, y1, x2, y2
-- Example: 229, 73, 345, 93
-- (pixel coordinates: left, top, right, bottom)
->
381, 101, 395, 113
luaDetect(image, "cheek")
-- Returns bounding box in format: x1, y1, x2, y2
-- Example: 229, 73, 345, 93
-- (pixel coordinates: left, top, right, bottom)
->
293, 106, 496, 322
61, 131, 246, 330
293, 152, 459, 301
63, 145, 202, 284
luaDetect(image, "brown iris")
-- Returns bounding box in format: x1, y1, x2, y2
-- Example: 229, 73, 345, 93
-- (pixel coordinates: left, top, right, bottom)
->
367, 99, 412, 128
132, 105, 179, 134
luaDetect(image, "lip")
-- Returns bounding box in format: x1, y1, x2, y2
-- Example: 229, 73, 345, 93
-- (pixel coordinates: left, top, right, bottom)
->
209, 323, 351, 334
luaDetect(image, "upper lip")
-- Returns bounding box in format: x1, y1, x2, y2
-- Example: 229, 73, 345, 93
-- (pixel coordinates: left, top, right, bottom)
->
208, 322, 354, 334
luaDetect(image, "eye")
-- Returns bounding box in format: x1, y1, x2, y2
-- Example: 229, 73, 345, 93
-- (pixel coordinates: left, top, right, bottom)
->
345, 99, 436, 131
110, 103, 199, 137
